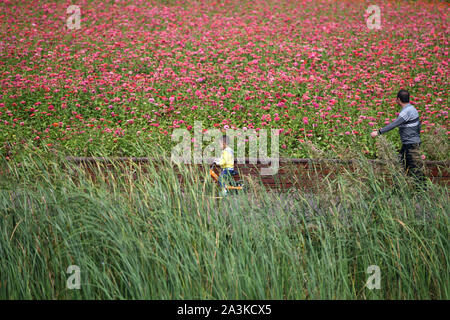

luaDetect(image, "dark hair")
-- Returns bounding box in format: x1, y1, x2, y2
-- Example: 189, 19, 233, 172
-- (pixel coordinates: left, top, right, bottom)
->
397, 89, 410, 103
222, 135, 229, 145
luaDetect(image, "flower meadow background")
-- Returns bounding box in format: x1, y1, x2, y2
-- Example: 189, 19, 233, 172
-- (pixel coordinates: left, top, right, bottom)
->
0, 0, 448, 159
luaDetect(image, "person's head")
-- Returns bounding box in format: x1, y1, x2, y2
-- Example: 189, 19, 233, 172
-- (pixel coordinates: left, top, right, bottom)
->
396, 89, 410, 106
222, 135, 229, 149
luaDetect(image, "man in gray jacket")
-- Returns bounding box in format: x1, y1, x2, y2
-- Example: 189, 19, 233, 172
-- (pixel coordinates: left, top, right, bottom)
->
371, 89, 425, 184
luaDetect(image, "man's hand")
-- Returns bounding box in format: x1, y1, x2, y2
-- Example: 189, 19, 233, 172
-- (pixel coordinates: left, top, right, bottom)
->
371, 130, 379, 138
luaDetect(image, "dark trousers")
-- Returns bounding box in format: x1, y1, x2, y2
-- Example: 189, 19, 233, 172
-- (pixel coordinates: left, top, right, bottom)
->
219, 168, 237, 188
398, 143, 425, 184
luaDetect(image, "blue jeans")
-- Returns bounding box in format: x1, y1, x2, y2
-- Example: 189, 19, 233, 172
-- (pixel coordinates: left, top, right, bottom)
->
219, 168, 237, 188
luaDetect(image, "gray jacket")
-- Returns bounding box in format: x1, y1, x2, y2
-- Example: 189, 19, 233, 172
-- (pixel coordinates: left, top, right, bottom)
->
379, 104, 421, 145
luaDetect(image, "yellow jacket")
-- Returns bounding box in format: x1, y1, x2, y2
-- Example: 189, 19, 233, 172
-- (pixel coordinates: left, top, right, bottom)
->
217, 146, 234, 169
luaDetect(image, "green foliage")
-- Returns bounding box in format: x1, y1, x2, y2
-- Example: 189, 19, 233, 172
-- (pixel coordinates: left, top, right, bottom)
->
0, 148, 448, 299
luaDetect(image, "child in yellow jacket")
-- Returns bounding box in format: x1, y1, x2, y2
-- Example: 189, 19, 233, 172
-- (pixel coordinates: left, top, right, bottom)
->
214, 135, 236, 196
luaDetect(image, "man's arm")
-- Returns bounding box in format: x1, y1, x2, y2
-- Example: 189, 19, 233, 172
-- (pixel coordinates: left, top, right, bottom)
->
378, 116, 406, 135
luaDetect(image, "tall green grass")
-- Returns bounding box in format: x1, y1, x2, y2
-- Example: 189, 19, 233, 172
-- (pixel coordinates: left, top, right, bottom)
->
0, 146, 448, 299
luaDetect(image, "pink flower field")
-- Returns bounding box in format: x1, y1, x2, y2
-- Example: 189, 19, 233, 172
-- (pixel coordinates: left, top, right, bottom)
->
0, 0, 448, 159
